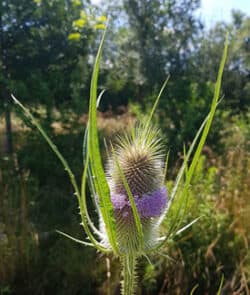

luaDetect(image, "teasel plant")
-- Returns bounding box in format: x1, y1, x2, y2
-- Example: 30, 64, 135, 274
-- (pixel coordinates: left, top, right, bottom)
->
12, 27, 228, 295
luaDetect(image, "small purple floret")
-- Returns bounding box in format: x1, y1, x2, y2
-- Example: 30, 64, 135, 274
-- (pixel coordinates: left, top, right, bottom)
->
111, 193, 127, 210
111, 187, 168, 218
136, 187, 168, 217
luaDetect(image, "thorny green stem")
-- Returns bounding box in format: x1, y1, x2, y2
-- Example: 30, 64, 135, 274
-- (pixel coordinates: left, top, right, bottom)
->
122, 254, 137, 295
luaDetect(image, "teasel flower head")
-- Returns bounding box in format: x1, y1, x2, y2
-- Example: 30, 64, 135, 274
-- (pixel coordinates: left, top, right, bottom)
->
12, 24, 228, 295
12, 26, 228, 295
104, 123, 168, 254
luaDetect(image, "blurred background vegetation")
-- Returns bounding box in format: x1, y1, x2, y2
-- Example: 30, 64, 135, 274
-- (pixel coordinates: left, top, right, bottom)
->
0, 0, 249, 294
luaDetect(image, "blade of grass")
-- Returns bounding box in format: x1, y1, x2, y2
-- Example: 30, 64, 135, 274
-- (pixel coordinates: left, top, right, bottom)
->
81, 144, 103, 238
171, 144, 190, 232
83, 89, 106, 201
161, 92, 224, 224
87, 27, 120, 256
80, 152, 109, 251
183, 144, 188, 178
159, 92, 225, 234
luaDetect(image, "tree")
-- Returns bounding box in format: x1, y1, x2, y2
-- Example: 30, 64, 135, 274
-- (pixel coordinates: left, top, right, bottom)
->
195, 11, 250, 113
119, 0, 207, 155
123, 0, 202, 88
0, 0, 95, 153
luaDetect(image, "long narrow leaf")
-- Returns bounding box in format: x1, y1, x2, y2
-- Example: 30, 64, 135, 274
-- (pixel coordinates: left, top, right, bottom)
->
56, 230, 94, 247
81, 90, 107, 238
83, 89, 106, 204
162, 98, 223, 221
157, 110, 210, 228
146, 75, 170, 127
170, 34, 228, 236
152, 109, 212, 252
12, 94, 80, 200
87, 28, 120, 256
181, 34, 228, 200
12, 95, 108, 252
152, 35, 228, 251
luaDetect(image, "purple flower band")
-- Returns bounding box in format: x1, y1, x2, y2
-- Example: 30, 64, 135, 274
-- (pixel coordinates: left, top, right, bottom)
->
111, 187, 168, 218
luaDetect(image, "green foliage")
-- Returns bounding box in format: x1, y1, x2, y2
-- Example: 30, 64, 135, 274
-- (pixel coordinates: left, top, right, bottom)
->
0, 156, 38, 292
141, 146, 249, 294
0, 130, 108, 294
11, 26, 230, 295
2, 110, 248, 294
123, 0, 202, 87
195, 12, 250, 113
17, 131, 83, 227
0, 0, 96, 119
1, 0, 250, 294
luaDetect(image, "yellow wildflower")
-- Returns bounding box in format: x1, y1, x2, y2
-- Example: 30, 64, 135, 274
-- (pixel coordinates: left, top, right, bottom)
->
95, 23, 106, 30
68, 33, 81, 41
97, 15, 107, 23
72, 19, 86, 29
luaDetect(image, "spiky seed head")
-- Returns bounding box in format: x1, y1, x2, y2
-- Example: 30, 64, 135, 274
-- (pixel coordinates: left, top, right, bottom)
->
103, 123, 168, 254
107, 124, 165, 196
